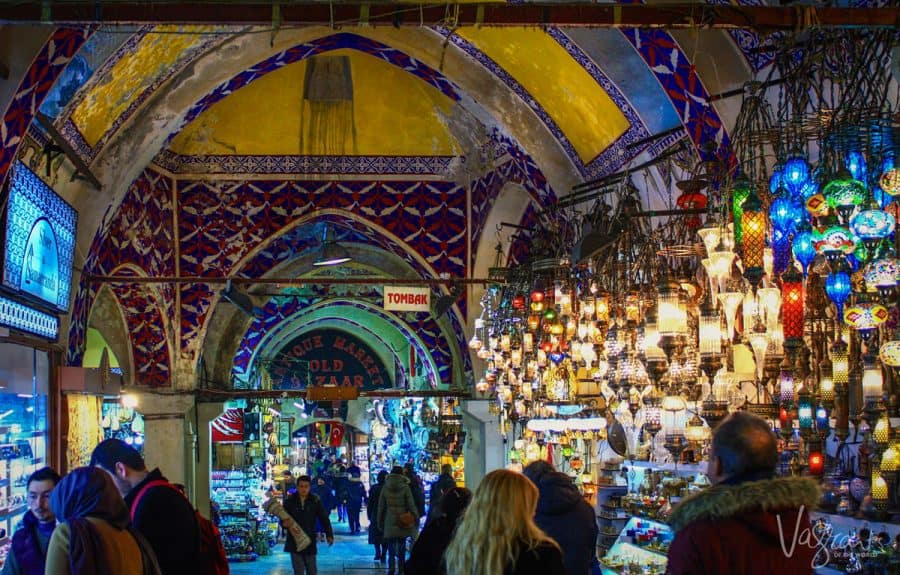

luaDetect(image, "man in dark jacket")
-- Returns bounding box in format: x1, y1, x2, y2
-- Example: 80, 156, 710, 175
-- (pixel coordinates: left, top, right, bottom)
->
1, 467, 60, 575
426, 464, 456, 524
367, 470, 388, 563
91, 438, 201, 575
666, 411, 820, 575
346, 466, 367, 535
524, 460, 598, 575
403, 463, 426, 520
284, 475, 334, 575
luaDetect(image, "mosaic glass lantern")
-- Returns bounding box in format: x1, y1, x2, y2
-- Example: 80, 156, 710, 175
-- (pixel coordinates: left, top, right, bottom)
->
879, 168, 900, 197
769, 167, 784, 195
808, 451, 824, 475
831, 339, 849, 387
770, 190, 804, 233
874, 412, 891, 445
772, 228, 791, 276
779, 362, 795, 404
781, 266, 804, 341
824, 172, 867, 222
825, 271, 852, 318
880, 340, 900, 368
783, 157, 810, 193
881, 441, 899, 473
798, 179, 819, 201
657, 280, 687, 337
844, 303, 889, 342
846, 151, 867, 182
813, 225, 857, 263
792, 230, 817, 276
851, 209, 896, 258
816, 404, 829, 431
806, 193, 830, 218
731, 179, 752, 245
819, 358, 835, 404
741, 189, 766, 286
798, 388, 812, 430
864, 258, 899, 299
872, 469, 889, 506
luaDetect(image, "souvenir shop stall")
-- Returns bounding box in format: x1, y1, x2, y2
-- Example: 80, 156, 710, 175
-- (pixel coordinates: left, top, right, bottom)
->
0, 161, 74, 567
368, 397, 465, 492
473, 27, 900, 575
209, 400, 284, 562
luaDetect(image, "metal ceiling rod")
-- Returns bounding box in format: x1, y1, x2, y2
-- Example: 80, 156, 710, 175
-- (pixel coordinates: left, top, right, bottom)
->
83, 275, 495, 286
1, 3, 897, 29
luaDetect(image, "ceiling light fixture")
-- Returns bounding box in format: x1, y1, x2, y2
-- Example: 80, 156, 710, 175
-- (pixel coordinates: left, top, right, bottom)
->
313, 224, 352, 267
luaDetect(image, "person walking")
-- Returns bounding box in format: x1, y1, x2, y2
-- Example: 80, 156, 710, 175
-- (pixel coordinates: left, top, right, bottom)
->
345, 467, 367, 535
367, 471, 388, 563
444, 469, 565, 575
426, 464, 457, 524
403, 463, 426, 522
311, 476, 336, 542
1, 467, 60, 575
377, 466, 419, 575
45, 467, 160, 575
283, 475, 334, 575
406, 487, 472, 575
90, 438, 200, 575
665, 411, 820, 575
332, 461, 349, 524
523, 460, 598, 575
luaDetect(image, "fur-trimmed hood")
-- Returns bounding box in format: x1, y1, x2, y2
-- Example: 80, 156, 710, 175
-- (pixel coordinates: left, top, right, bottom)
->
668, 476, 821, 533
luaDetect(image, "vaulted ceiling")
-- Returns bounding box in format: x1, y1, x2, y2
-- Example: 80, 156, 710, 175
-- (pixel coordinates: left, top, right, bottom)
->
0, 21, 760, 387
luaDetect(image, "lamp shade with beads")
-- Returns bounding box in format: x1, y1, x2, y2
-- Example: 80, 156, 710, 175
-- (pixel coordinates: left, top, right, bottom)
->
831, 340, 849, 387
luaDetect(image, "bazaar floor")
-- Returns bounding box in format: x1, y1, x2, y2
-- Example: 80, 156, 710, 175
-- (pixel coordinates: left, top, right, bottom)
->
231, 509, 395, 575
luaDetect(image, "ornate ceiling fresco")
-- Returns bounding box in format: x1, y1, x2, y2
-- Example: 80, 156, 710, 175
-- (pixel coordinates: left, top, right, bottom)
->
0, 17, 775, 389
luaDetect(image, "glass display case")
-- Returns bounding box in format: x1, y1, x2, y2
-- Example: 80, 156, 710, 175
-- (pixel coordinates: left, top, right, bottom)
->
599, 516, 671, 575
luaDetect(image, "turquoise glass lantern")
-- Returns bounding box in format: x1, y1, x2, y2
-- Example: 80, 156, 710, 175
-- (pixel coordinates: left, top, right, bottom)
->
850, 209, 895, 257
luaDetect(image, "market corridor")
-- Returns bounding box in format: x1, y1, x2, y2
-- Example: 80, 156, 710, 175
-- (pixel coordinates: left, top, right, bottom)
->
230, 529, 389, 575
229, 507, 395, 575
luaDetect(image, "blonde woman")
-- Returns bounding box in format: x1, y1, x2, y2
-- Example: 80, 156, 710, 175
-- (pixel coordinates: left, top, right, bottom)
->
444, 469, 566, 575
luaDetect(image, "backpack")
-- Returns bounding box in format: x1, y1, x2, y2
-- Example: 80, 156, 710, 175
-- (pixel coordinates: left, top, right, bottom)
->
132, 479, 230, 575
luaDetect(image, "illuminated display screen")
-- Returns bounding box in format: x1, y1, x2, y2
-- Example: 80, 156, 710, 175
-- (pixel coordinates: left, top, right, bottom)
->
3, 161, 77, 312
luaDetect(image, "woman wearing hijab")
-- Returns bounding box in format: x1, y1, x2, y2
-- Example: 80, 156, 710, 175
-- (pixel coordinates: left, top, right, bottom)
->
45, 467, 160, 575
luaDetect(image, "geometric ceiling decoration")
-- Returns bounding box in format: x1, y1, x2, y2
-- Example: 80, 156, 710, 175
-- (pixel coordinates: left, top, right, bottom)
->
455, 27, 630, 166
168, 49, 461, 157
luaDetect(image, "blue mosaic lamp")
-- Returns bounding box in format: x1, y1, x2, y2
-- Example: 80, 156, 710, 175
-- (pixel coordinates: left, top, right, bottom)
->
850, 208, 895, 257
825, 271, 852, 319
769, 166, 784, 195
783, 156, 810, 194
769, 188, 804, 233
792, 230, 817, 276
816, 404, 829, 432
845, 151, 867, 183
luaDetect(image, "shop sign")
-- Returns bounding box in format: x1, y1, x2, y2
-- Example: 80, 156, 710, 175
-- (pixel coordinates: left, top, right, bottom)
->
383, 286, 430, 312
3, 161, 77, 312
272, 329, 392, 391
211, 408, 245, 443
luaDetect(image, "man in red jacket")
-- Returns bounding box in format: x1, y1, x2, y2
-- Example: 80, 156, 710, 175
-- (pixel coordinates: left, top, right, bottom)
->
666, 411, 821, 575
